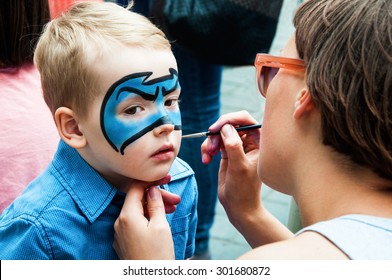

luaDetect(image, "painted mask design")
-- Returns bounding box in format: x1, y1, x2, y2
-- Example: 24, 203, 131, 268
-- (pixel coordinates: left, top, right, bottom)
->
100, 68, 181, 155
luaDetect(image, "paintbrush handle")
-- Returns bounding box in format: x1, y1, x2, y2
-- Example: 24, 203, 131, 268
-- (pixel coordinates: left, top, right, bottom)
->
206, 124, 262, 135
182, 124, 261, 138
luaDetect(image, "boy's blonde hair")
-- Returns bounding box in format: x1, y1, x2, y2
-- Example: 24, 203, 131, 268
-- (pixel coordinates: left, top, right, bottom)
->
34, 1, 171, 119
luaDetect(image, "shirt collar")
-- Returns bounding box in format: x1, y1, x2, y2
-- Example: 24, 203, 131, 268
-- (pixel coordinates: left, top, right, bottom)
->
51, 140, 118, 223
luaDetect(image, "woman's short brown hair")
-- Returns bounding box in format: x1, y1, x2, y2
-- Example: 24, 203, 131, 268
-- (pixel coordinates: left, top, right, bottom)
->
294, 0, 392, 179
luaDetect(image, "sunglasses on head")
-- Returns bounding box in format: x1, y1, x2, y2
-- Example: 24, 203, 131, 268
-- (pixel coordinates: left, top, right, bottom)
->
254, 54, 305, 97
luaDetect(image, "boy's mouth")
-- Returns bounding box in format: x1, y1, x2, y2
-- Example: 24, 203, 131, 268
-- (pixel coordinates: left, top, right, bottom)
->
151, 144, 175, 160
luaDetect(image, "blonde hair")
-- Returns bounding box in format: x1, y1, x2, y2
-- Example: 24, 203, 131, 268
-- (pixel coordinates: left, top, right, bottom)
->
34, 1, 170, 119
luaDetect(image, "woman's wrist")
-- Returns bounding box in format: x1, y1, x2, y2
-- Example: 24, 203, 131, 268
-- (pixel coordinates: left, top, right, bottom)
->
229, 204, 266, 247
227, 204, 293, 248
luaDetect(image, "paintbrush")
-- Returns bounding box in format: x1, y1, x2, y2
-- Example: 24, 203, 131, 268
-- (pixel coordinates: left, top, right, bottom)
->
182, 124, 262, 139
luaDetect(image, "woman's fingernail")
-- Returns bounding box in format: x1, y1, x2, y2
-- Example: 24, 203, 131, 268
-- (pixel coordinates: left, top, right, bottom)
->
148, 187, 159, 200
202, 153, 209, 164
210, 135, 219, 148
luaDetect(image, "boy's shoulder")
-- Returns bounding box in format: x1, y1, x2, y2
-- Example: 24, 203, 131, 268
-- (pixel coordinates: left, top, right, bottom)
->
169, 157, 195, 181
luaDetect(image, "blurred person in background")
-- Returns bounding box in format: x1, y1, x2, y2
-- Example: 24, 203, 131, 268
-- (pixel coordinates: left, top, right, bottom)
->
0, 0, 59, 213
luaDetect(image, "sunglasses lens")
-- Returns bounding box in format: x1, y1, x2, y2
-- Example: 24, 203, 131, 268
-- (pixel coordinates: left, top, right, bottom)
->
259, 66, 279, 96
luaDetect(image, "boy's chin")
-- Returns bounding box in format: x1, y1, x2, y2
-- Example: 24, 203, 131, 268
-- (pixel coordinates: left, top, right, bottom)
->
143, 174, 171, 187
131, 159, 174, 183
146, 172, 171, 183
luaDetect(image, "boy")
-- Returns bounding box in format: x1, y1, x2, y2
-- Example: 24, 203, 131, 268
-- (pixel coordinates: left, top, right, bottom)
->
0, 1, 197, 260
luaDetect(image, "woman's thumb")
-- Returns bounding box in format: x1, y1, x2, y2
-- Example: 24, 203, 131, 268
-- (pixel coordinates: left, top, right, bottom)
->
220, 124, 246, 161
146, 186, 167, 221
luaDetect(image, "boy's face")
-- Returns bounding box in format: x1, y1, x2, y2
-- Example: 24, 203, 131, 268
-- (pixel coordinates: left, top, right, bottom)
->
78, 47, 182, 187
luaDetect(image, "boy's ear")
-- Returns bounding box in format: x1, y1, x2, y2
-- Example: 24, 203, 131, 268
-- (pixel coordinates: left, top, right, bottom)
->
293, 89, 315, 120
54, 107, 87, 149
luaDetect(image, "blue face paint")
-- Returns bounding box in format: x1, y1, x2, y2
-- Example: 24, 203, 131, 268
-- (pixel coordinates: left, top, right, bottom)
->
100, 68, 181, 155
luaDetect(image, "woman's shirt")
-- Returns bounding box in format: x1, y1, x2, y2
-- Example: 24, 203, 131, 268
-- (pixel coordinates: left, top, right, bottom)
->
297, 214, 392, 259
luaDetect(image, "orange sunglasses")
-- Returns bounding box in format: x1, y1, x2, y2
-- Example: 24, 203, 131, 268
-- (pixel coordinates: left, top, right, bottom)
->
254, 54, 306, 97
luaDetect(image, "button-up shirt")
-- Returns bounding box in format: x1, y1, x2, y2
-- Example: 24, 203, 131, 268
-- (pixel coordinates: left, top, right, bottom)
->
0, 140, 197, 259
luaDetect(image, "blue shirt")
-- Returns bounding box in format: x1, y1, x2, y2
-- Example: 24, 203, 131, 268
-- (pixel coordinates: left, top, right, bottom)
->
0, 140, 198, 260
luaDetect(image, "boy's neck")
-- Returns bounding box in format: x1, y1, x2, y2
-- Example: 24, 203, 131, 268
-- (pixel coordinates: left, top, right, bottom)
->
115, 180, 135, 193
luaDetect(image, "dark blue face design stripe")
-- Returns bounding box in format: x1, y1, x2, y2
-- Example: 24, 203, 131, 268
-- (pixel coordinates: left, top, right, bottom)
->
119, 115, 181, 155
100, 68, 181, 155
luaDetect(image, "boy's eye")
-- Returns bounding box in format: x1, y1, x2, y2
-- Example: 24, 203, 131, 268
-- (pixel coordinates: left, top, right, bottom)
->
164, 98, 179, 107
124, 106, 143, 115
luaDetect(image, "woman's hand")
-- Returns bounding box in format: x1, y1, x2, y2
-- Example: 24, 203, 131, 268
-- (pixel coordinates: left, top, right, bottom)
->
113, 176, 179, 259
201, 111, 262, 226
201, 111, 260, 165
201, 111, 293, 247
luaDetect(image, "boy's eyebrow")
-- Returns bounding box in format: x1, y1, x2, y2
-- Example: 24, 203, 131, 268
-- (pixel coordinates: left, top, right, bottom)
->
116, 86, 156, 101
141, 67, 179, 85
112, 68, 180, 101
116, 80, 180, 101
162, 82, 180, 97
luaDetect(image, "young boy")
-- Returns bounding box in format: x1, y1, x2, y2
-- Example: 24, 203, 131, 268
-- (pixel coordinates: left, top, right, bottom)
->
0, 1, 197, 260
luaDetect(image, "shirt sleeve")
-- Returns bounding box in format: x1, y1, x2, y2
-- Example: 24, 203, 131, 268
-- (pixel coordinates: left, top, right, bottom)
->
0, 216, 51, 260
184, 175, 198, 259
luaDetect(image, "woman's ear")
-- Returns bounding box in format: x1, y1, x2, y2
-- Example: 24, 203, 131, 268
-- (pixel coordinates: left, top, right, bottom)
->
293, 89, 315, 120
54, 107, 87, 149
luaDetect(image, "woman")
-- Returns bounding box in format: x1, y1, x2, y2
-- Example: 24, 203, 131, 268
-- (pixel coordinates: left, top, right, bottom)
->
113, 0, 392, 259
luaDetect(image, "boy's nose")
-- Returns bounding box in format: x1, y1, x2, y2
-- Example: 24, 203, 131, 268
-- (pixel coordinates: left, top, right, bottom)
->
153, 121, 175, 136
